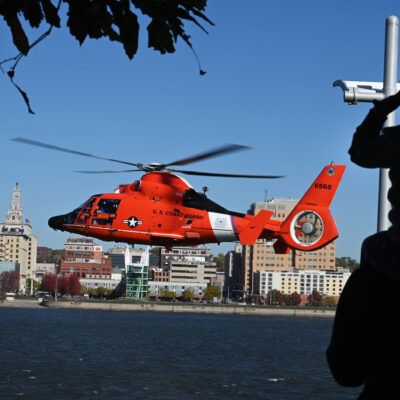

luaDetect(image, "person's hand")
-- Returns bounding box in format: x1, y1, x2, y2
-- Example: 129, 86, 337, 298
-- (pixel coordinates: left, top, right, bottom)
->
373, 90, 400, 114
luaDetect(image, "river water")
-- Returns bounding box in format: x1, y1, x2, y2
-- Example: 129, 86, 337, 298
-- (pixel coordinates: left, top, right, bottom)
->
0, 307, 359, 400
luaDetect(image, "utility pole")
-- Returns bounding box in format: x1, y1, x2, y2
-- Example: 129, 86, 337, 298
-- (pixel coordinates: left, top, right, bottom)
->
334, 15, 399, 231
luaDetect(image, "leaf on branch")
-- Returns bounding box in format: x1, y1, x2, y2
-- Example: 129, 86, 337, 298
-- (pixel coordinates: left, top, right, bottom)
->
22, 0, 44, 28
11, 79, 35, 114
67, 0, 91, 45
3, 13, 30, 55
40, 0, 61, 27
147, 19, 175, 54
119, 11, 139, 59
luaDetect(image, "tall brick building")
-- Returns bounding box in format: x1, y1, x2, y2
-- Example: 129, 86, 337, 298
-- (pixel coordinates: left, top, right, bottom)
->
60, 237, 112, 280
241, 198, 336, 294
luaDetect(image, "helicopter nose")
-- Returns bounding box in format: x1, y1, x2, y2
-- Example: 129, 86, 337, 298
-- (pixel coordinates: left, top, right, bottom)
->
48, 215, 64, 230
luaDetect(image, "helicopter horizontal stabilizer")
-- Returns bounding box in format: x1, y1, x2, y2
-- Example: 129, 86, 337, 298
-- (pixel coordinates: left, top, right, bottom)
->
238, 210, 274, 245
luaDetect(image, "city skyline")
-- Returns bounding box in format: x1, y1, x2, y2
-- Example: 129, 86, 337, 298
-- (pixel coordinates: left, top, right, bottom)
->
2, 1, 398, 259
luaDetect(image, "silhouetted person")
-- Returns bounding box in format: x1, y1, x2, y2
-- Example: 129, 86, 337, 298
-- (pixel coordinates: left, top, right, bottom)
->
327, 91, 400, 399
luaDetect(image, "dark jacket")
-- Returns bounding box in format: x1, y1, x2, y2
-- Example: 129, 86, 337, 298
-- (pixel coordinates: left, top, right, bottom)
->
327, 231, 400, 399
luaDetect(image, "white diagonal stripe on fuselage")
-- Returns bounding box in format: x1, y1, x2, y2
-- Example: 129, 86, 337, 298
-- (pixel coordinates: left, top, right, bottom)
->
208, 212, 236, 242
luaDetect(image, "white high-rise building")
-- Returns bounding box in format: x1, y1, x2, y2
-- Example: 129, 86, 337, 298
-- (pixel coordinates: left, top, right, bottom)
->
0, 183, 37, 292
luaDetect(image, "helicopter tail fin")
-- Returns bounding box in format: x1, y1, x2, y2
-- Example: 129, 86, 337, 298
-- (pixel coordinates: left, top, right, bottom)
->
275, 164, 346, 253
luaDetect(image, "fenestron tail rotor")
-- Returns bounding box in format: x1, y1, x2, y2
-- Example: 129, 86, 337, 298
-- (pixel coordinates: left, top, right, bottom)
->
292, 211, 324, 246
11, 137, 284, 179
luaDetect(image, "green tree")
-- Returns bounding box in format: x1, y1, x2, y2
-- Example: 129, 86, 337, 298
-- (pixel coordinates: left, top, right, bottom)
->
335, 257, 360, 272
0, 0, 213, 113
182, 289, 195, 302
213, 253, 225, 272
26, 278, 41, 293
80, 286, 88, 295
95, 286, 108, 298
203, 285, 221, 301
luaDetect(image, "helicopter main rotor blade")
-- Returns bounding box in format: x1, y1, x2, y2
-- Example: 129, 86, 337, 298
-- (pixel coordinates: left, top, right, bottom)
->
74, 169, 142, 174
172, 169, 284, 179
164, 143, 250, 167
11, 137, 142, 168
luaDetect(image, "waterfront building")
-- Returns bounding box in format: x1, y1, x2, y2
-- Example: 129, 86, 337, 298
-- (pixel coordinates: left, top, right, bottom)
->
160, 246, 212, 266
161, 246, 217, 283
34, 263, 56, 281
148, 280, 207, 300
37, 246, 53, 262
152, 268, 170, 282
224, 243, 243, 297
124, 246, 149, 299
106, 245, 145, 268
253, 269, 351, 297
80, 277, 121, 290
61, 237, 112, 286
240, 198, 337, 294
0, 183, 37, 292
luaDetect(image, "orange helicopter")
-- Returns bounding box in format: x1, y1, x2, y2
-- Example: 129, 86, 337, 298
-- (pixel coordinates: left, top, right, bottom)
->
13, 138, 345, 254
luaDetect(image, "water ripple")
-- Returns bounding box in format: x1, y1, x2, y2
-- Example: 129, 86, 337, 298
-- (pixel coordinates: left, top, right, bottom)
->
1, 308, 360, 400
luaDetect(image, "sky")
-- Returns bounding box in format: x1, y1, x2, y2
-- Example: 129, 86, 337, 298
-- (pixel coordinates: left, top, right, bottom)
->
1, 0, 399, 260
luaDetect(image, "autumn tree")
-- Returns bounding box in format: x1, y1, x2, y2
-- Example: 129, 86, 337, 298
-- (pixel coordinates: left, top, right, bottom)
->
57, 276, 70, 295
324, 296, 337, 307
287, 291, 301, 306
40, 273, 57, 294
68, 275, 81, 295
162, 289, 175, 301
203, 285, 221, 301
267, 289, 284, 306
0, 0, 213, 113
308, 290, 323, 307
0, 270, 20, 294
182, 288, 195, 302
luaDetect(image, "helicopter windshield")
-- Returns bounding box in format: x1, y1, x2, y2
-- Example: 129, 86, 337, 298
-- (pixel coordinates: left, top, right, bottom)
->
73, 201, 88, 212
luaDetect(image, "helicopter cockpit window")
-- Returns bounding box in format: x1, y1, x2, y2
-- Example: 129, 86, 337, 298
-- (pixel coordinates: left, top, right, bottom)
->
91, 199, 120, 226
73, 199, 91, 213
75, 198, 97, 224
95, 199, 120, 214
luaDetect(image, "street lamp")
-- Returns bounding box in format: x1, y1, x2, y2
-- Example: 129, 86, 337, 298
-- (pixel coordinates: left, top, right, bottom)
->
334, 15, 399, 232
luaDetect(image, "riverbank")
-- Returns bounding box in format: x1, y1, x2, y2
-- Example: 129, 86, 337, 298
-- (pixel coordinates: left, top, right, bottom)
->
45, 299, 335, 317
0, 298, 336, 317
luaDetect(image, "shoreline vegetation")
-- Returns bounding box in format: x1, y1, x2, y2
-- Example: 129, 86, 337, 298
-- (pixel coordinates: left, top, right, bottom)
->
0, 297, 335, 317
